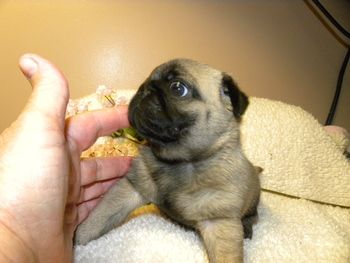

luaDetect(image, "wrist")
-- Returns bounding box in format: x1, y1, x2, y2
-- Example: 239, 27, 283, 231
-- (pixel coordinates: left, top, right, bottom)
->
0, 221, 37, 263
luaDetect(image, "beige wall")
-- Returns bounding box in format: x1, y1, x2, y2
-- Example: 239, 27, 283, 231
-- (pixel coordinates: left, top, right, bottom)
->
0, 0, 349, 132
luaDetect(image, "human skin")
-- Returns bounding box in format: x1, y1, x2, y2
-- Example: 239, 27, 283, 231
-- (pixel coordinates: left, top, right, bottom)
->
0, 54, 131, 262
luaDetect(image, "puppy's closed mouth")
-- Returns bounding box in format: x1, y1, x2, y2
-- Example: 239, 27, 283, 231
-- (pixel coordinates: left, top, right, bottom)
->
131, 110, 193, 145
137, 117, 179, 144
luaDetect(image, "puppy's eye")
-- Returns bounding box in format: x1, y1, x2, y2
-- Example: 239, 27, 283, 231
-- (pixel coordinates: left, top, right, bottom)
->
221, 87, 230, 97
169, 81, 189, 97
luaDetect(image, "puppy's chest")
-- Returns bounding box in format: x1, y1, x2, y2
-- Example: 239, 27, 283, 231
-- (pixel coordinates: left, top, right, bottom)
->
152, 162, 196, 194
152, 164, 196, 221
152, 163, 233, 222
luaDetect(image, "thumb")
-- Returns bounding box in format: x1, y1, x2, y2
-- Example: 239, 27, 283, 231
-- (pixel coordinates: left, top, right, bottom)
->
19, 54, 69, 125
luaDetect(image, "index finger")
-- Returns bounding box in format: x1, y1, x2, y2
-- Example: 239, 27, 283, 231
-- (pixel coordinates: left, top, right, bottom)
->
66, 105, 129, 153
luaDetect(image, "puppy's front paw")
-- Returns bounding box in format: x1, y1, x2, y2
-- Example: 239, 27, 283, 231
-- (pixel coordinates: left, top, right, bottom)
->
74, 219, 102, 245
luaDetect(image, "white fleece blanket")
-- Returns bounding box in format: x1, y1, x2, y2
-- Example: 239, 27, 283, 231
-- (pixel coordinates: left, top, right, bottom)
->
74, 95, 350, 263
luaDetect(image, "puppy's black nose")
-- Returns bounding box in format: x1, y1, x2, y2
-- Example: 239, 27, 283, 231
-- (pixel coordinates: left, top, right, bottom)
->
147, 80, 161, 92
138, 80, 161, 100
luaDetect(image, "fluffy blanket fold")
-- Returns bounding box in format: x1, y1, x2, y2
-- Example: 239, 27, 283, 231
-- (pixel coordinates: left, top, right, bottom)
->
73, 91, 350, 263
241, 98, 350, 208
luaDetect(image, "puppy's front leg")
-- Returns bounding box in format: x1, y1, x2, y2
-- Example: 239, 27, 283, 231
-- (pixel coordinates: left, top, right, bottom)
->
74, 177, 146, 245
197, 218, 244, 263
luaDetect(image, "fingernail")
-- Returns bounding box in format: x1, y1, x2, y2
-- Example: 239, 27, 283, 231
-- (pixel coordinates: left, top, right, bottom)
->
19, 56, 38, 78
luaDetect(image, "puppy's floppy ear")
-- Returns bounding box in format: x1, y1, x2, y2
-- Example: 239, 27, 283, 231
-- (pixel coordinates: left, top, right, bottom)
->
221, 73, 249, 120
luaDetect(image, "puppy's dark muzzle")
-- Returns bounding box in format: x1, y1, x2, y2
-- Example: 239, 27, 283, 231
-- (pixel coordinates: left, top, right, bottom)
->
128, 87, 191, 145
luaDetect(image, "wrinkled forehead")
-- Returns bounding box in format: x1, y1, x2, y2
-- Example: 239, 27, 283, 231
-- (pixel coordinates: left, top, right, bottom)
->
151, 59, 220, 79
150, 59, 223, 100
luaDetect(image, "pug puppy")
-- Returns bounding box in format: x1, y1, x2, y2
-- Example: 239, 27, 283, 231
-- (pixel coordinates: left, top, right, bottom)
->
75, 59, 261, 263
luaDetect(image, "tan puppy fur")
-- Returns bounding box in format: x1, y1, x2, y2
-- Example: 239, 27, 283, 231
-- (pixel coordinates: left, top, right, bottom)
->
75, 59, 261, 263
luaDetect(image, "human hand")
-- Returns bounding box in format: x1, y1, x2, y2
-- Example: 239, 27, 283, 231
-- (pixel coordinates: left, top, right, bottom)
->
0, 54, 132, 262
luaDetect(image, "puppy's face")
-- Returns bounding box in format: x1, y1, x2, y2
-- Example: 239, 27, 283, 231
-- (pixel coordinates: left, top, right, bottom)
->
128, 59, 248, 161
